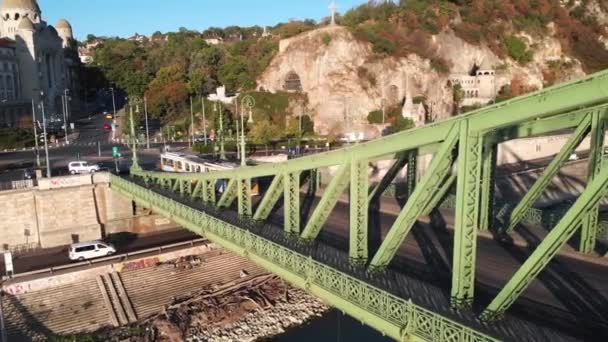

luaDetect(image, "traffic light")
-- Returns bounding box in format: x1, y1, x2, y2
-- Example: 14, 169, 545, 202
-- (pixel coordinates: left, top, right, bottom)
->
112, 146, 122, 158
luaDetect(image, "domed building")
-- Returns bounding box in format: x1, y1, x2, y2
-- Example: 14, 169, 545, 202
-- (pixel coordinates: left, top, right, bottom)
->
0, 0, 77, 128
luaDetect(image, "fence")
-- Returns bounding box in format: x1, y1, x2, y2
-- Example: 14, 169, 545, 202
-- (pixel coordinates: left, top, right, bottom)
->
0, 180, 35, 192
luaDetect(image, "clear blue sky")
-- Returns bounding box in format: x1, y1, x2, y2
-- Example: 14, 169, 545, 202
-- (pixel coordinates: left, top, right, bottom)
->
38, 0, 367, 40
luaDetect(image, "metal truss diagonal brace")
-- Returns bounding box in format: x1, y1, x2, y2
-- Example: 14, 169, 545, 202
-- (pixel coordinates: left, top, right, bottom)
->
253, 174, 284, 221
451, 120, 483, 310
301, 164, 350, 241
479, 144, 497, 231
481, 165, 608, 322
237, 178, 252, 217
191, 181, 202, 200
368, 153, 407, 202
217, 179, 237, 208
507, 115, 592, 232
422, 172, 456, 217
202, 179, 216, 205
580, 110, 606, 253
369, 124, 460, 270
284, 171, 301, 235
350, 159, 369, 263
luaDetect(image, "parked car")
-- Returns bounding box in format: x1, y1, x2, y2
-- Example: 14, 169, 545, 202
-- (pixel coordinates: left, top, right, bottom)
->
69, 241, 116, 261
68, 161, 100, 174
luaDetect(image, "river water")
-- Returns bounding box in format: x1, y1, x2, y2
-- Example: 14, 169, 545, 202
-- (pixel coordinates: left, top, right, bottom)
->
268, 309, 392, 342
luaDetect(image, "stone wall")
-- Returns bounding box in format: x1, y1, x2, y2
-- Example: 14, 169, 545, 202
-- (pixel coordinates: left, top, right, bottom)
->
0, 173, 178, 252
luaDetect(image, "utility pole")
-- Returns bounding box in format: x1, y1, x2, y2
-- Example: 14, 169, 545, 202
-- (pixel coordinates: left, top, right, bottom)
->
31, 99, 40, 168
235, 98, 240, 160
201, 94, 207, 145
110, 87, 117, 116
40, 93, 51, 178
217, 102, 226, 160
189, 96, 194, 148
129, 103, 140, 170
61, 94, 69, 144
144, 96, 150, 149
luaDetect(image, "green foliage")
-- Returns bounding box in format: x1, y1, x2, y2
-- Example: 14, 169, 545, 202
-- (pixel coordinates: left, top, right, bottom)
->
193, 142, 215, 154
389, 117, 415, 134
273, 20, 317, 39
367, 110, 384, 124
249, 120, 281, 146
0, 128, 34, 149
503, 36, 533, 64
322, 33, 332, 46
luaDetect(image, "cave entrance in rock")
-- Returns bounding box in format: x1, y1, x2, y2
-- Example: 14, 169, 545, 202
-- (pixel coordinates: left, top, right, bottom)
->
386, 85, 399, 106
284, 71, 302, 92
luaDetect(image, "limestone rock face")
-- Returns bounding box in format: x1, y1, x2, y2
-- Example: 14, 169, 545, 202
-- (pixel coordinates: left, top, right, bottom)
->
258, 24, 588, 136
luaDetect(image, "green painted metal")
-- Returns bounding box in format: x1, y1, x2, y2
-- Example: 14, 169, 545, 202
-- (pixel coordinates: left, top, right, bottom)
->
217, 179, 237, 208
368, 153, 408, 202
253, 174, 283, 221
284, 171, 301, 234
580, 110, 606, 253
452, 119, 483, 310
421, 173, 456, 217
480, 164, 608, 322
479, 144, 496, 231
191, 181, 202, 200
506, 114, 592, 232
369, 123, 460, 270
350, 158, 369, 263
202, 179, 216, 204
238, 178, 253, 217
301, 164, 350, 241
111, 175, 498, 342
407, 150, 418, 198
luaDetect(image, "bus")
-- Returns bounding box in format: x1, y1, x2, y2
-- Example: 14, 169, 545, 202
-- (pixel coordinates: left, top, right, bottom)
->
160, 152, 259, 195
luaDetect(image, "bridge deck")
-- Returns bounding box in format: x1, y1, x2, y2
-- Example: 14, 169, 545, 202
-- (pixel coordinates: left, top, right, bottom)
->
129, 176, 607, 342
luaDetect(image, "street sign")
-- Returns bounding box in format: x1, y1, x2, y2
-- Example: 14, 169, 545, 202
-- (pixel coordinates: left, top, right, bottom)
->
3, 252, 13, 276
112, 146, 121, 158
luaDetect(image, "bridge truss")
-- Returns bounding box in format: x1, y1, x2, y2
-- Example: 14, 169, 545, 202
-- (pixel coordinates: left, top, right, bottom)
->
112, 70, 608, 341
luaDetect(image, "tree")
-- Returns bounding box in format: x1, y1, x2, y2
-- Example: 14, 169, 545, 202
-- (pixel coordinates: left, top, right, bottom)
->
250, 120, 281, 154
390, 117, 414, 134
452, 83, 464, 115
367, 110, 384, 124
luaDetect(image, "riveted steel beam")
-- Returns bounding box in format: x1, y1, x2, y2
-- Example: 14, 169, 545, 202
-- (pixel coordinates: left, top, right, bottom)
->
580, 110, 606, 253
217, 179, 237, 208
506, 114, 592, 233
479, 144, 497, 231
253, 174, 284, 221
452, 119, 483, 310
480, 164, 608, 322
368, 153, 408, 202
350, 158, 369, 264
369, 123, 460, 270
202, 179, 216, 205
301, 164, 350, 241
284, 171, 301, 235
421, 172, 456, 217
191, 181, 202, 200
172, 179, 180, 192
407, 150, 418, 198
237, 178, 252, 217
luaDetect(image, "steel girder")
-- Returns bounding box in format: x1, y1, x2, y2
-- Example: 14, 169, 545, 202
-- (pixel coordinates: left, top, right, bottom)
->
203, 179, 216, 204
369, 123, 460, 270
368, 153, 408, 202
284, 171, 301, 235
580, 110, 606, 253
110, 175, 498, 342
253, 174, 283, 221
506, 114, 593, 232
350, 158, 369, 263
479, 144, 496, 231
480, 164, 608, 321
452, 119, 484, 310
301, 164, 350, 241
238, 178, 253, 217
407, 150, 418, 197
218, 179, 237, 208
191, 181, 202, 200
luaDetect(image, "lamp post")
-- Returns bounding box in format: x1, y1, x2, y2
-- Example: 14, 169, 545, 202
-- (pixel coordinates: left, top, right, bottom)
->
40, 91, 51, 178
201, 94, 207, 145
216, 102, 226, 160
240, 95, 255, 166
128, 96, 142, 171
110, 87, 117, 117
31, 99, 40, 168
61, 90, 69, 144
144, 96, 150, 149
189, 96, 194, 148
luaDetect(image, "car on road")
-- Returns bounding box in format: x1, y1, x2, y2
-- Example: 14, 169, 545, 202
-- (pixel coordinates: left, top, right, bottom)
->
68, 161, 101, 174
103, 124, 111, 130
568, 153, 579, 161
69, 241, 116, 261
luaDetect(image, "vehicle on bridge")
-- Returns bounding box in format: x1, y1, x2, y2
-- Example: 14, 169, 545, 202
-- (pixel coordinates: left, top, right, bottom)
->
68, 161, 101, 174
160, 152, 260, 195
69, 241, 116, 261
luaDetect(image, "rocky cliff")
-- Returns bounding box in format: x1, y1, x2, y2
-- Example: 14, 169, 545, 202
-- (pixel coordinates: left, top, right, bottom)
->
257, 22, 590, 136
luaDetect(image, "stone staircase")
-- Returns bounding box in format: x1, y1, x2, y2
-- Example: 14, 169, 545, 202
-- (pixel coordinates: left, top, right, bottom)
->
96, 272, 138, 327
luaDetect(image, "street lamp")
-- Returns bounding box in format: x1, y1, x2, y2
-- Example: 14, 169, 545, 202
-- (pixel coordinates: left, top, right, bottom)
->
39, 91, 51, 178
128, 96, 142, 171
240, 95, 255, 166
110, 87, 117, 117
61, 89, 70, 144
30, 99, 40, 168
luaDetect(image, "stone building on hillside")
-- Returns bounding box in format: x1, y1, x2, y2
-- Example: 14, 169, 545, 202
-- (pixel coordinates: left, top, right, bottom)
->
0, 0, 77, 128
449, 60, 496, 107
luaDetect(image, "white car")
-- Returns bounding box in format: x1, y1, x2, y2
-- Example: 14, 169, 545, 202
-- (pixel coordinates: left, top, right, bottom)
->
568, 153, 579, 161
68, 161, 100, 174
69, 241, 116, 261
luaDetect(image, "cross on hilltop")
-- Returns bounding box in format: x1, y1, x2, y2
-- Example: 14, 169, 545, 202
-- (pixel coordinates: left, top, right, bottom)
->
329, 1, 338, 25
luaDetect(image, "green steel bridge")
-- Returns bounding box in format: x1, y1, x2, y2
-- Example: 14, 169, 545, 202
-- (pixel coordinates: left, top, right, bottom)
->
110, 70, 608, 341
